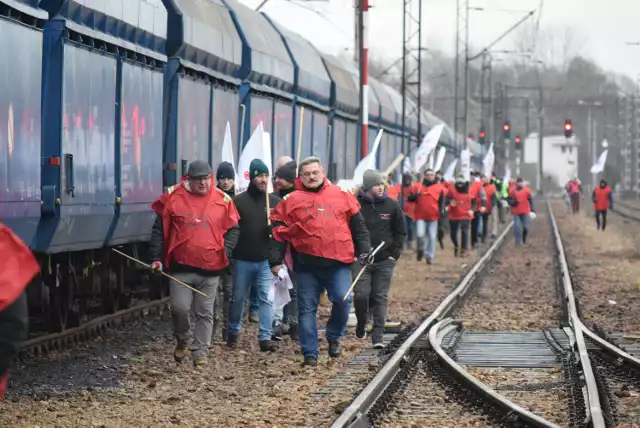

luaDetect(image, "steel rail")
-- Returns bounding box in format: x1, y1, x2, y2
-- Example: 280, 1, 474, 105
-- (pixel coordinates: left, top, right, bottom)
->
429, 318, 563, 428
331, 221, 514, 428
547, 200, 606, 427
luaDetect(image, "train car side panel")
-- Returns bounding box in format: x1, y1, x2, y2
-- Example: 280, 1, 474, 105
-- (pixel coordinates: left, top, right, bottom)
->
273, 100, 292, 160
211, 87, 239, 167
0, 20, 42, 245
177, 78, 210, 177
108, 64, 164, 245
47, 46, 117, 253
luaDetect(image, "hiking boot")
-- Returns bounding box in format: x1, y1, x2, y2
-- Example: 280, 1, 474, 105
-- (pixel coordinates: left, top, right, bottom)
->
438, 237, 444, 250
303, 356, 318, 367
426, 257, 433, 265
289, 323, 299, 341
193, 354, 208, 367
460, 248, 467, 257
227, 331, 240, 348
259, 340, 278, 352
174, 342, 188, 363
328, 340, 341, 358
271, 323, 283, 341
355, 321, 367, 339
416, 250, 424, 262
371, 331, 385, 349
454, 247, 459, 257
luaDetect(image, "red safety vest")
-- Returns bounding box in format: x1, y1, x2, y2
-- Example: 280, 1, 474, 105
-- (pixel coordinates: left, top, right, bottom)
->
481, 183, 496, 212
388, 184, 415, 219
152, 185, 239, 271
567, 181, 580, 194
0, 223, 40, 399
447, 184, 474, 221
593, 186, 612, 211
412, 182, 444, 221
510, 186, 532, 215
271, 180, 361, 264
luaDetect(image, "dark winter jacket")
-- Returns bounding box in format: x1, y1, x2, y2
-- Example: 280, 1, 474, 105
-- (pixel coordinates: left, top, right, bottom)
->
0, 292, 28, 376
357, 190, 407, 261
233, 182, 283, 266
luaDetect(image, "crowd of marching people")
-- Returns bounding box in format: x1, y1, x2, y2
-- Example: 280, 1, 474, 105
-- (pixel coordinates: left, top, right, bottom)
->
0, 156, 540, 399
143, 157, 538, 367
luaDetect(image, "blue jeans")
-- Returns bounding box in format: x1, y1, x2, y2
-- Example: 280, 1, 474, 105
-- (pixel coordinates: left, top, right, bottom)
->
513, 214, 529, 245
477, 215, 484, 240
248, 285, 259, 316
229, 259, 273, 341
296, 264, 352, 358
416, 219, 438, 259
404, 216, 415, 245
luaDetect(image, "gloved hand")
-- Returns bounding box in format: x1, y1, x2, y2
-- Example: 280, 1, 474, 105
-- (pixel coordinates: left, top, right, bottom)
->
358, 252, 374, 266
151, 261, 163, 273
529, 212, 537, 220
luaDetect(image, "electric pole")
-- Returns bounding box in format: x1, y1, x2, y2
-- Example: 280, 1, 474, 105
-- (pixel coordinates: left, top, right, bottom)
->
355, 0, 370, 159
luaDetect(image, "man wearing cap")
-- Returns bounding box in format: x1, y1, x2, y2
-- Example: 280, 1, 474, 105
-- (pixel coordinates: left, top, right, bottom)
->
212, 161, 237, 341
271, 159, 299, 341
228, 159, 283, 352
150, 160, 240, 366
354, 170, 406, 347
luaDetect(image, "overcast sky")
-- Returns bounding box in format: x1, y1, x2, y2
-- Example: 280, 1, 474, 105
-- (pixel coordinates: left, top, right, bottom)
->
240, 0, 640, 80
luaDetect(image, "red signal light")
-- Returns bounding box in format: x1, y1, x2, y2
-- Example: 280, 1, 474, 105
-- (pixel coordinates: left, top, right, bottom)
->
564, 123, 572, 131
503, 124, 510, 131
479, 131, 485, 138
515, 137, 521, 143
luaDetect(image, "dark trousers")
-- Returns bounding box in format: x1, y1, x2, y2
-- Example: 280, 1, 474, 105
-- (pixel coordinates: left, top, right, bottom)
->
481, 213, 490, 243
498, 202, 506, 223
213, 272, 233, 340
595, 210, 608, 230
471, 214, 481, 247
405, 216, 415, 247
570, 194, 580, 214
353, 259, 396, 338
449, 219, 470, 250
437, 214, 448, 248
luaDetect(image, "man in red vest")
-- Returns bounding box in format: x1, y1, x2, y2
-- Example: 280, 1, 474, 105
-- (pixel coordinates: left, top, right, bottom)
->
479, 175, 497, 243
566, 177, 582, 214
388, 173, 416, 249
271, 156, 371, 366
150, 160, 240, 366
507, 177, 535, 245
0, 223, 40, 399
469, 172, 487, 249
592, 178, 613, 231
445, 174, 480, 257
408, 168, 445, 264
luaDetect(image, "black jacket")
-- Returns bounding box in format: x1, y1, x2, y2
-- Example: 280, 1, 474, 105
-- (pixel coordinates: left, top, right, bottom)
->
149, 189, 240, 276
233, 183, 283, 266
357, 190, 406, 261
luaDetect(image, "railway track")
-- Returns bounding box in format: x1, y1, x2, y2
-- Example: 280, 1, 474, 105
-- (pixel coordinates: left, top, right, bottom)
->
332, 201, 640, 428
611, 200, 640, 222
19, 298, 169, 358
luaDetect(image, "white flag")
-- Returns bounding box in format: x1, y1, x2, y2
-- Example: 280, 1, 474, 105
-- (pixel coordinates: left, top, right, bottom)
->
221, 121, 238, 183
434, 146, 447, 172
427, 151, 435, 170
413, 124, 444, 171
237, 122, 271, 193
443, 159, 458, 182
503, 165, 511, 184
460, 148, 471, 182
590, 149, 608, 174
482, 143, 495, 178
353, 129, 384, 186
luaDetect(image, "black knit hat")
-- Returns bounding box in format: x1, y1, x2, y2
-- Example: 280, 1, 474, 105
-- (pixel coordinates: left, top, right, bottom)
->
275, 160, 297, 183
250, 159, 269, 178
216, 161, 235, 180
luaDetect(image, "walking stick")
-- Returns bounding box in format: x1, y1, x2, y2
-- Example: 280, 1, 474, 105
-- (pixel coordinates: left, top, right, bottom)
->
111, 248, 207, 297
342, 241, 386, 301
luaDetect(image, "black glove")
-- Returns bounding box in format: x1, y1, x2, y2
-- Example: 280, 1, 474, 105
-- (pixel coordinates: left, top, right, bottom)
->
358, 252, 374, 266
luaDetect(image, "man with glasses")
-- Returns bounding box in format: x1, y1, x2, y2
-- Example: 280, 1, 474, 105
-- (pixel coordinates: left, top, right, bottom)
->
150, 160, 240, 367
270, 157, 371, 366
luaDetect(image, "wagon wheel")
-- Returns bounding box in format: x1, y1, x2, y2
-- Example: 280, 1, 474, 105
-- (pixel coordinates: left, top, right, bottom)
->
100, 266, 121, 314
50, 262, 77, 332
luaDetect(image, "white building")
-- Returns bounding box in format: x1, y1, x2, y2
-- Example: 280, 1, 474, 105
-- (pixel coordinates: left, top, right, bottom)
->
522, 133, 579, 190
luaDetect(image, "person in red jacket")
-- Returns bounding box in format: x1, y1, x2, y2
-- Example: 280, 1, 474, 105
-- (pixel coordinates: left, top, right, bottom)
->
566, 177, 582, 214
445, 174, 479, 257
270, 156, 371, 366
388, 173, 416, 249
0, 223, 40, 399
479, 175, 497, 243
408, 168, 445, 264
592, 178, 613, 231
507, 177, 535, 245
150, 160, 241, 366
469, 172, 487, 248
